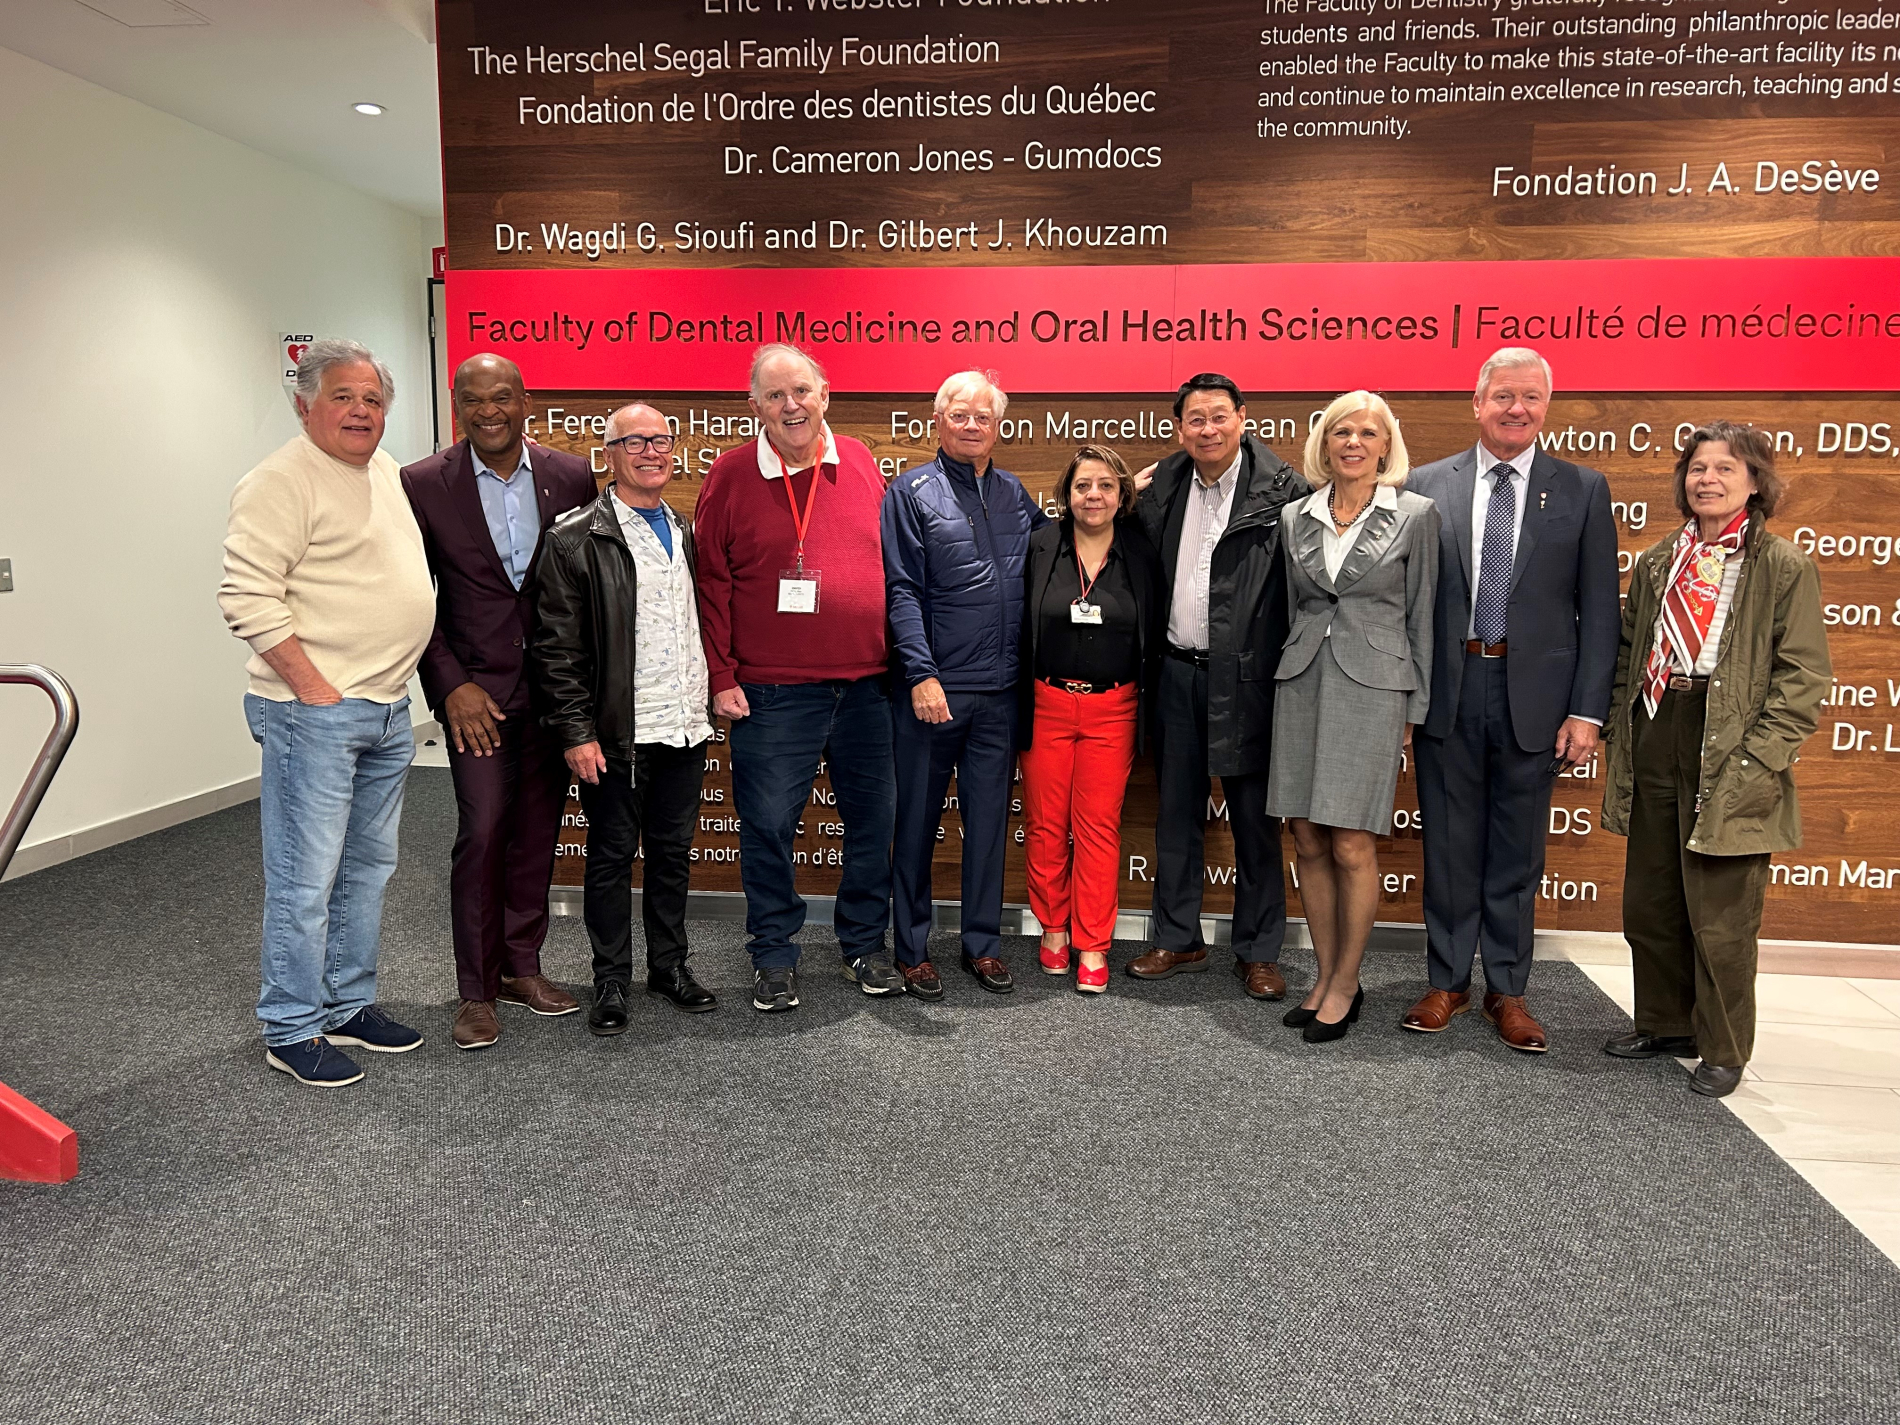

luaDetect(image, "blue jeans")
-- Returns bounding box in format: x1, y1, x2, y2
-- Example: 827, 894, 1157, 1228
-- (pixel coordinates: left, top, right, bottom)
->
245, 694, 415, 1046
727, 677, 894, 970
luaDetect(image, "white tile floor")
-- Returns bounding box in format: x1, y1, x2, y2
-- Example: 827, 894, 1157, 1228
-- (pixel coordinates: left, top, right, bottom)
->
1575, 959, 1900, 1265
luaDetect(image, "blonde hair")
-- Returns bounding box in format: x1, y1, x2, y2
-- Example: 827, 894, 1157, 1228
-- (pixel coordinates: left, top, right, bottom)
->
1303, 391, 1408, 488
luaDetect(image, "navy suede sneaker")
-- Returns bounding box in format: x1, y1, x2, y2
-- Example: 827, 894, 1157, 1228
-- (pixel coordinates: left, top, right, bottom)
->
265, 1037, 364, 1088
324, 1006, 424, 1054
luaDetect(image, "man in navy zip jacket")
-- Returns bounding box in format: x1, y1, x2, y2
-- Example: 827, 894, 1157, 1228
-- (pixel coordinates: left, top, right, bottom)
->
882, 370, 1050, 999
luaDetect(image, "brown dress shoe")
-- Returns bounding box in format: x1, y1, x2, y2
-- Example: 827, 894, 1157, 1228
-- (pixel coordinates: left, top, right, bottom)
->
1233, 959, 1287, 1000
452, 999, 500, 1051
499, 973, 580, 1017
1483, 992, 1549, 1053
901, 961, 944, 1002
1401, 988, 1472, 1033
1127, 947, 1208, 979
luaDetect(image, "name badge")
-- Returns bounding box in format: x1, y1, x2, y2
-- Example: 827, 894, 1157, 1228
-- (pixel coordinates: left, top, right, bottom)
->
778, 569, 821, 614
1070, 600, 1103, 625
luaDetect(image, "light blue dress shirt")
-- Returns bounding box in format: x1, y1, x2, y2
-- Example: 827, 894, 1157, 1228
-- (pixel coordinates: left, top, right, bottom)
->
472, 447, 541, 590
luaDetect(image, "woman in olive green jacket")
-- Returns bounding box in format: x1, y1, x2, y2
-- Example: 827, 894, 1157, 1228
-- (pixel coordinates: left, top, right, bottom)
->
1600, 420, 1830, 1098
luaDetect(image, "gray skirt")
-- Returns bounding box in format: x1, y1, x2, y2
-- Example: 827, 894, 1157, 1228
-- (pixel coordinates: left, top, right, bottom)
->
1265, 638, 1408, 835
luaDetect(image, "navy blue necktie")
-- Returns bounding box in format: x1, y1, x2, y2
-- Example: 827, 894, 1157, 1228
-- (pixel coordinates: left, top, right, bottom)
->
1473, 465, 1515, 645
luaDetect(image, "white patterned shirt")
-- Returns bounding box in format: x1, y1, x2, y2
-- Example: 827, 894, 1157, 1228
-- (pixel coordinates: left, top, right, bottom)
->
611, 489, 713, 748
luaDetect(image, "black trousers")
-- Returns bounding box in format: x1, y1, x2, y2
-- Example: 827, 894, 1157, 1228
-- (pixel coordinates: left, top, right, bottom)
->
1623, 686, 1768, 1068
890, 688, 1017, 966
575, 741, 706, 988
1149, 655, 1286, 963
1415, 653, 1557, 998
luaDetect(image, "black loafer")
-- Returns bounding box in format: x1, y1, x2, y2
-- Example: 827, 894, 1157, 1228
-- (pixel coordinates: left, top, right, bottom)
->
647, 964, 717, 1013
1604, 1030, 1698, 1060
961, 955, 1015, 994
589, 981, 630, 1037
902, 962, 944, 1001
1690, 1061, 1745, 1097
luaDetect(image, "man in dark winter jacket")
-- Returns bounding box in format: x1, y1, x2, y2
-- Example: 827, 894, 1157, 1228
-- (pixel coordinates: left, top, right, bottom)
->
881, 370, 1050, 999
1128, 373, 1312, 1001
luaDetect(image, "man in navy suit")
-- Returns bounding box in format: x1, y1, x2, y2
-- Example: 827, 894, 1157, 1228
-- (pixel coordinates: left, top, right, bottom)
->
401, 354, 599, 1050
1402, 348, 1620, 1052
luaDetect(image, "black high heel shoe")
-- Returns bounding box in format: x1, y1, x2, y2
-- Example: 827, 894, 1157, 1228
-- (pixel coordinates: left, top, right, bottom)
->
1302, 986, 1365, 1043
1283, 1004, 1319, 1028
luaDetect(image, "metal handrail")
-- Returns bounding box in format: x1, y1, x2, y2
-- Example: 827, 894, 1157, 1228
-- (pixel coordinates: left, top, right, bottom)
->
0, 666, 79, 882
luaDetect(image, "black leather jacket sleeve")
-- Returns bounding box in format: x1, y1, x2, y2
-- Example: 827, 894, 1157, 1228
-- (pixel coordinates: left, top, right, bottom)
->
530, 526, 599, 752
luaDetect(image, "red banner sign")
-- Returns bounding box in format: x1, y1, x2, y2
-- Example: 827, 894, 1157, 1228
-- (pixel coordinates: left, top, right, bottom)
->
447, 256, 1900, 394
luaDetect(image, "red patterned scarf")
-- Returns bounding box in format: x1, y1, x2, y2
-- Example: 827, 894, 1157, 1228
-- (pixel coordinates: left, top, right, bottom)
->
1642, 509, 1749, 716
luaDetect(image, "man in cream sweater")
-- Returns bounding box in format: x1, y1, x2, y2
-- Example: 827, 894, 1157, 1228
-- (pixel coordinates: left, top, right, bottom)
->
219, 340, 437, 1087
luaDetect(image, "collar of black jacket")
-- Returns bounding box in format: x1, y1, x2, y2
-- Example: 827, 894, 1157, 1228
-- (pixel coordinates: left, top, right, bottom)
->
935, 448, 992, 483
585, 485, 622, 539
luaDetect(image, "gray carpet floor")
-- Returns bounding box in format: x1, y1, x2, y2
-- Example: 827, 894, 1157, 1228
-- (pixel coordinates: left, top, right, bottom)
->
1, 768, 1896, 1425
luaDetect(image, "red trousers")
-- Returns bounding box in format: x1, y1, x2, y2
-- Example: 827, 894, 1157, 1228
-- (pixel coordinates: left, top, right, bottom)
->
1019, 680, 1138, 954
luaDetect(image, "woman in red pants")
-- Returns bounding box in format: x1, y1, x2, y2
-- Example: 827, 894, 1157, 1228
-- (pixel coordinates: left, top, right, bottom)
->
1018, 445, 1163, 993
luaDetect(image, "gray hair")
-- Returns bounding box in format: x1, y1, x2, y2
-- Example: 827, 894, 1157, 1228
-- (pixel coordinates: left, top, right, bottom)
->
749, 343, 826, 398
1474, 347, 1551, 402
295, 338, 395, 407
934, 369, 1009, 420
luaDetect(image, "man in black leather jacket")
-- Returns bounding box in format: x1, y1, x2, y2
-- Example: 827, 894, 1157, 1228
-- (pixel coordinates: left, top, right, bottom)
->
1128, 374, 1312, 1002
532, 402, 717, 1036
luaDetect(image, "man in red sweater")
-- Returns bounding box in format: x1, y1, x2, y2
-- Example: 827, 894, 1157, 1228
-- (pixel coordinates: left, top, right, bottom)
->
694, 344, 901, 1013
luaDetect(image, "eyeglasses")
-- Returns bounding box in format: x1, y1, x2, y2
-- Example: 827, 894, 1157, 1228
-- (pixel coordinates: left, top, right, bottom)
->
1183, 414, 1236, 433
606, 433, 677, 454
943, 411, 994, 430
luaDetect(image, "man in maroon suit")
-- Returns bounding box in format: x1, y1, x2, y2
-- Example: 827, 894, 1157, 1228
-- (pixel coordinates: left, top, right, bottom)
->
401, 354, 598, 1050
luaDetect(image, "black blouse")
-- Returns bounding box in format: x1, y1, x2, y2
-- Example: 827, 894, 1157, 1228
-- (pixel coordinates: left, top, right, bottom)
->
1034, 536, 1141, 686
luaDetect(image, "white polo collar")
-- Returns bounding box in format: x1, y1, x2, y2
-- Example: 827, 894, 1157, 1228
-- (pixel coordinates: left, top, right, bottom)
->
756, 427, 838, 479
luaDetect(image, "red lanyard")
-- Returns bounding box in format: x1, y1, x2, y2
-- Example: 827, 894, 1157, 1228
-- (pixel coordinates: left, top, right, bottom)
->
1074, 534, 1112, 603
769, 442, 822, 570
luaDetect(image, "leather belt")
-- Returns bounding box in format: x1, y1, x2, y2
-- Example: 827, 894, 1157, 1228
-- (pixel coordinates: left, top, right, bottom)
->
1166, 645, 1210, 667
1668, 674, 1709, 692
1465, 639, 1508, 658
1042, 677, 1132, 696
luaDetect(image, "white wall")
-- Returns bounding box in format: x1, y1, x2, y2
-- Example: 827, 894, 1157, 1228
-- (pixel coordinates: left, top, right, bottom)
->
0, 45, 438, 876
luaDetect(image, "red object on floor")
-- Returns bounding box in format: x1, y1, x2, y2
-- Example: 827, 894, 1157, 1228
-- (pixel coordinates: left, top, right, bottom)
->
0, 1081, 77, 1183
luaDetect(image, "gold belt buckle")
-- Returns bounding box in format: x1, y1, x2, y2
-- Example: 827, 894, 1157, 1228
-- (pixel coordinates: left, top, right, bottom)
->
1059, 679, 1095, 695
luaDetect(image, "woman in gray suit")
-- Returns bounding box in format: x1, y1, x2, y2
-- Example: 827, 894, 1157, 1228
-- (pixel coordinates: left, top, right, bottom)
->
1268, 392, 1439, 1042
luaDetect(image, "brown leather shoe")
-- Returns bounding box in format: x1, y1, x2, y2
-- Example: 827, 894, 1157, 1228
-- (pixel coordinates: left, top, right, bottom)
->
499, 973, 580, 1017
1401, 988, 1472, 1033
452, 999, 500, 1051
1483, 992, 1549, 1053
1233, 959, 1286, 1001
902, 961, 944, 1002
961, 955, 1015, 994
1127, 947, 1208, 979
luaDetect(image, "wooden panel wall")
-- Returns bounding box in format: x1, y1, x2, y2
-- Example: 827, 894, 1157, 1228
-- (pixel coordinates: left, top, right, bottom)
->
530, 389, 1900, 943
439, 0, 1900, 944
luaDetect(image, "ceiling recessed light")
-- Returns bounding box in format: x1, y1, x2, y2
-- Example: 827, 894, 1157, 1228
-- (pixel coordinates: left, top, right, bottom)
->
353, 102, 385, 116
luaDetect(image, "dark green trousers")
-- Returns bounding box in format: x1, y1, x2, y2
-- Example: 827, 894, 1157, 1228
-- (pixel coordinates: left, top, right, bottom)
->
1622, 685, 1769, 1068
